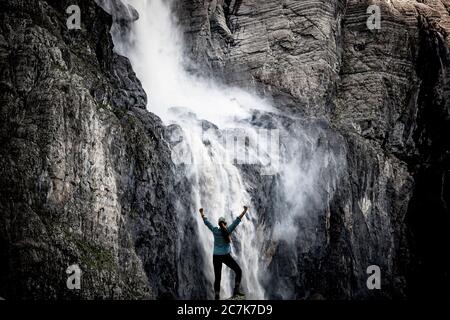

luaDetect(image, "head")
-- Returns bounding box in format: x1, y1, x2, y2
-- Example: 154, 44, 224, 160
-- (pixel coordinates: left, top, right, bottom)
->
218, 217, 231, 243
218, 217, 227, 227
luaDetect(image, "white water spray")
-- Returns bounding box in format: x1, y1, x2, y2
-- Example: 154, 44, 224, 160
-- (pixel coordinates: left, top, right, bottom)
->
113, 0, 275, 299
105, 0, 345, 299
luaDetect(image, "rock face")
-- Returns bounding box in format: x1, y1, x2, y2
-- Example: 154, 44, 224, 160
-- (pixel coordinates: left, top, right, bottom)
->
175, 0, 450, 299
0, 0, 449, 300
0, 0, 178, 299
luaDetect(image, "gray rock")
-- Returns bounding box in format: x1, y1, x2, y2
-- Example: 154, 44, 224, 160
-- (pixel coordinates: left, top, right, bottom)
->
0, 0, 177, 299
0, 0, 448, 300
176, 0, 450, 299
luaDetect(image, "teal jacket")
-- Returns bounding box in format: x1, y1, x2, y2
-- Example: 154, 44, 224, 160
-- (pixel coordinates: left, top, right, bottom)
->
203, 216, 241, 255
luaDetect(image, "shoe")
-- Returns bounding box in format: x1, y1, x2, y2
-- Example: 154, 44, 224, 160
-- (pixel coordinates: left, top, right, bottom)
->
233, 288, 245, 297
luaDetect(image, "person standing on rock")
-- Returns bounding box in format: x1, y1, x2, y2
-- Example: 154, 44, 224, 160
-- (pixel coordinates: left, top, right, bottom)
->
199, 206, 248, 300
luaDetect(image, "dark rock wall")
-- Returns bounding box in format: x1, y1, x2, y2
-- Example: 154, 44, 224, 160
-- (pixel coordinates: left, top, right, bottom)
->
175, 0, 450, 299
403, 14, 450, 298
0, 0, 178, 299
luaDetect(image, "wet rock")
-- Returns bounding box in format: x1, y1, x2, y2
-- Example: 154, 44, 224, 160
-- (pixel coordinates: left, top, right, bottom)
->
176, 0, 450, 299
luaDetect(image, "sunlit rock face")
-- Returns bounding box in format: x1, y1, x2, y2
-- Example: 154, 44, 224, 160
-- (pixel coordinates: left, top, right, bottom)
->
0, 0, 178, 299
177, 0, 345, 117
176, 0, 450, 299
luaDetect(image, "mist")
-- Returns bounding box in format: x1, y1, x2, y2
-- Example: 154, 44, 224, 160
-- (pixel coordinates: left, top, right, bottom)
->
101, 0, 346, 299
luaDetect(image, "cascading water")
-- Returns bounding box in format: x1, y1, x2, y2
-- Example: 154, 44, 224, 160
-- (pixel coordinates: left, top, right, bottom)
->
104, 0, 345, 299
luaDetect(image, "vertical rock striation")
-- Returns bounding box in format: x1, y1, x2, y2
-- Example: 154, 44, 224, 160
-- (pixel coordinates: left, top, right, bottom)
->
175, 0, 450, 299
0, 0, 178, 299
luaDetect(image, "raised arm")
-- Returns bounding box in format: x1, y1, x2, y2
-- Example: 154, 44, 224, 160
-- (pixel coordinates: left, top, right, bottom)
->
228, 206, 248, 233
239, 206, 248, 220
199, 208, 214, 232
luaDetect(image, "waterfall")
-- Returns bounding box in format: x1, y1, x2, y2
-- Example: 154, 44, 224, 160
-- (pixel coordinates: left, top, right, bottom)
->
105, 0, 345, 299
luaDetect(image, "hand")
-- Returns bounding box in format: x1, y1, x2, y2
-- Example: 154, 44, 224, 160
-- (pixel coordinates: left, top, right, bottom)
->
199, 208, 204, 217
239, 206, 248, 219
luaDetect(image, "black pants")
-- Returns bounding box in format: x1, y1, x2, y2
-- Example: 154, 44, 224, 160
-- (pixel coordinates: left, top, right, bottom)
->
213, 254, 242, 294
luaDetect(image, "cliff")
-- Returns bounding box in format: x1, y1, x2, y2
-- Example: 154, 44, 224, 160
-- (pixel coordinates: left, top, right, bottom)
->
175, 0, 450, 299
0, 0, 448, 300
0, 0, 178, 299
